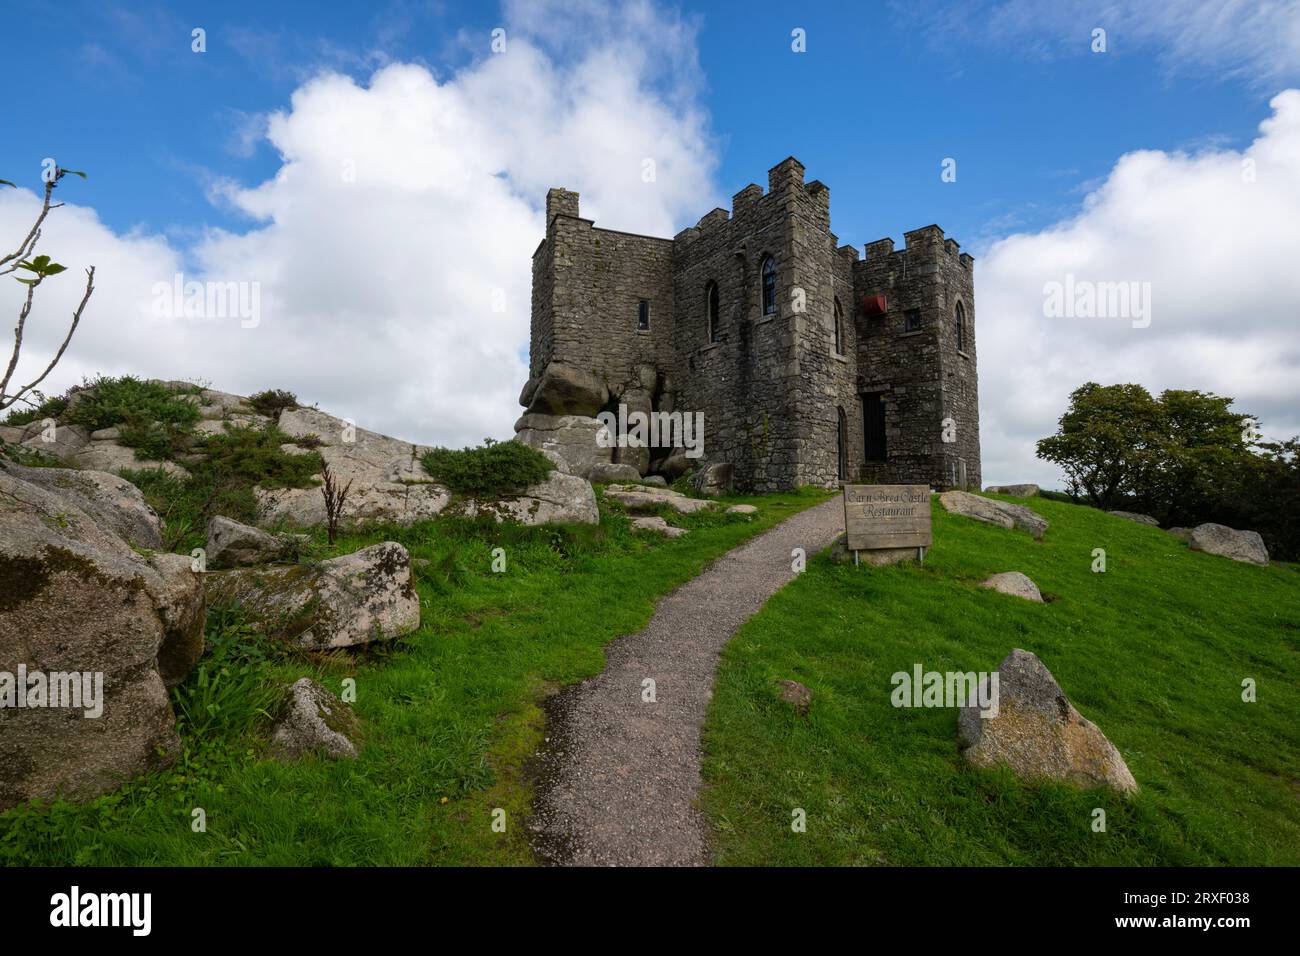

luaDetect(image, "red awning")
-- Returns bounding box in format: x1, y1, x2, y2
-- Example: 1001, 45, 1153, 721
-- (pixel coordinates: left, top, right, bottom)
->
861, 294, 887, 317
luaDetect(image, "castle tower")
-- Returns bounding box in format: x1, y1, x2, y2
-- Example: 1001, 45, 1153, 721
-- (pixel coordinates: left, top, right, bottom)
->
521, 158, 981, 493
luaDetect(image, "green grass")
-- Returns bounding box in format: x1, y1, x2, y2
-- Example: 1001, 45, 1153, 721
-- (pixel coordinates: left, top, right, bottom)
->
0, 488, 831, 866
699, 494, 1300, 866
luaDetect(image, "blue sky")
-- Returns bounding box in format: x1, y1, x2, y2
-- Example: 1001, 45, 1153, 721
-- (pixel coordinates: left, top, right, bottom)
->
2, 0, 1298, 485
1, 1, 1275, 251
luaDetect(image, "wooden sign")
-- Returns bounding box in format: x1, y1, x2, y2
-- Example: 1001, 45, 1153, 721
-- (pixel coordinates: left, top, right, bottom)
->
842, 484, 932, 552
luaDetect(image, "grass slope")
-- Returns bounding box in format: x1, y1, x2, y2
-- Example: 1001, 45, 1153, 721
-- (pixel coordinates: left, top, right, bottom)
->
0, 488, 831, 866
699, 495, 1300, 866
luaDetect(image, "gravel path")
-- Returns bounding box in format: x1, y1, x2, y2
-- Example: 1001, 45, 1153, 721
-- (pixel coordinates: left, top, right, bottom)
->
527, 497, 844, 866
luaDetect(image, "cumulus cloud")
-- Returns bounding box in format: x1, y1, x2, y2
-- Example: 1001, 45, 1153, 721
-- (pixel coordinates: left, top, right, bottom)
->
0, 0, 716, 448
978, 90, 1300, 486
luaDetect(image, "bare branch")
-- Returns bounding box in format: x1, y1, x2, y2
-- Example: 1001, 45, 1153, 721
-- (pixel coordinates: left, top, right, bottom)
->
2, 266, 95, 413
0, 178, 57, 275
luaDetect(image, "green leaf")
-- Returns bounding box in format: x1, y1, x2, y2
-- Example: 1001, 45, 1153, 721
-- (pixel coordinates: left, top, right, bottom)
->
32, 255, 50, 270
43, 263, 66, 275
0, 179, 14, 188
59, 169, 87, 180
15, 278, 37, 285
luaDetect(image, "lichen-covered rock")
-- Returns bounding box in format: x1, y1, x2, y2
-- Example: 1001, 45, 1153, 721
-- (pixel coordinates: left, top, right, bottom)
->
981, 571, 1044, 603
149, 552, 207, 689
939, 491, 1048, 540
726, 504, 758, 515
513, 413, 613, 478
457, 471, 599, 526
73, 440, 189, 479
204, 541, 420, 650
1188, 523, 1269, 566
603, 484, 717, 515
19, 423, 89, 459
205, 515, 301, 569
630, 516, 688, 538
588, 462, 643, 483
2, 463, 163, 549
252, 406, 450, 528
0, 468, 204, 811
958, 649, 1137, 794
691, 462, 734, 498
269, 678, 359, 761
985, 484, 1039, 497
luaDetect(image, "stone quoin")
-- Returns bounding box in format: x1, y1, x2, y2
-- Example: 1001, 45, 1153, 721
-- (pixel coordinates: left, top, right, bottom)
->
522, 156, 981, 493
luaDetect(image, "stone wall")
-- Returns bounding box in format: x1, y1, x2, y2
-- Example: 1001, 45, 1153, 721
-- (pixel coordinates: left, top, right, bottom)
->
526, 158, 980, 492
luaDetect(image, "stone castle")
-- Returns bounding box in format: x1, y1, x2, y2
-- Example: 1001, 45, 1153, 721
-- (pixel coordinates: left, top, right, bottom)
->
516, 156, 981, 494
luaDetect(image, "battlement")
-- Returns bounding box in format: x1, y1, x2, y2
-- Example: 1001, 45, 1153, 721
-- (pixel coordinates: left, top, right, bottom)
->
526, 155, 980, 494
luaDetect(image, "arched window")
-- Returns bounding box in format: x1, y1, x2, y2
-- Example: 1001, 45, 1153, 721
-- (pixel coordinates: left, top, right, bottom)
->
707, 281, 720, 343
760, 256, 777, 316
833, 298, 843, 354
955, 301, 966, 352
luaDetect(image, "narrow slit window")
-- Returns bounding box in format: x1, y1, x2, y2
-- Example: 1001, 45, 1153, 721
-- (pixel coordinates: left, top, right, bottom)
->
638, 299, 650, 330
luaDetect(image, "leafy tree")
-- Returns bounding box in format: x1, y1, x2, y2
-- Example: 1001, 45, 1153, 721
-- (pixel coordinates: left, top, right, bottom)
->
1038, 382, 1300, 560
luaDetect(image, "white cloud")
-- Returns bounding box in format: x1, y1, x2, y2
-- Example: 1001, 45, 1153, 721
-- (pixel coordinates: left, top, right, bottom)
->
977, 89, 1300, 487
0, 0, 716, 449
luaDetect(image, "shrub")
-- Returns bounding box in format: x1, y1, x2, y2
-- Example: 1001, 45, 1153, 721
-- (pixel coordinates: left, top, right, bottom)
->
123, 424, 323, 553
420, 438, 553, 497
63, 375, 201, 460
1, 394, 66, 427
247, 389, 298, 418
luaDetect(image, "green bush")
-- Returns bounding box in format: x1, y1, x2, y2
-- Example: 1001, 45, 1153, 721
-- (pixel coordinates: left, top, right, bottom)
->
247, 389, 298, 418
63, 375, 201, 461
420, 438, 553, 497
1, 394, 67, 427
123, 424, 322, 553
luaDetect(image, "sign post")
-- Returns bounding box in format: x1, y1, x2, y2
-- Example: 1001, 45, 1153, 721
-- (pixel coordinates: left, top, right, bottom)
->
842, 484, 932, 565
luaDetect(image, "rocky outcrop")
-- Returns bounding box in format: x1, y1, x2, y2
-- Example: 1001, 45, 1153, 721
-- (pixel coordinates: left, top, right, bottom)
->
981, 571, 1044, 603
455, 471, 599, 525
204, 541, 420, 651
269, 678, 359, 761
603, 483, 717, 515
1188, 523, 1269, 566
2, 463, 164, 549
0, 467, 204, 811
587, 462, 643, 484
205, 516, 302, 569
524, 362, 609, 417
691, 462, 734, 498
939, 491, 1048, 540
512, 413, 613, 478
958, 649, 1137, 794
985, 484, 1040, 497
257, 405, 450, 528
1108, 510, 1159, 526
630, 516, 687, 538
